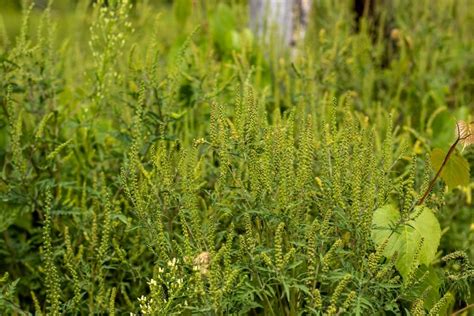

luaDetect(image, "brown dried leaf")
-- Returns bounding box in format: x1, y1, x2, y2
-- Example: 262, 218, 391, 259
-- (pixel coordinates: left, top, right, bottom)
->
193, 251, 210, 276
456, 120, 474, 148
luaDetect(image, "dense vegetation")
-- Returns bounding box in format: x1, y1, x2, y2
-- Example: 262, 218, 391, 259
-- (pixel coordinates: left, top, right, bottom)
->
0, 0, 473, 314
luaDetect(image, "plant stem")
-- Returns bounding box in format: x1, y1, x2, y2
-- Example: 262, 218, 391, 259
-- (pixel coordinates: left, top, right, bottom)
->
451, 303, 474, 316
417, 138, 460, 206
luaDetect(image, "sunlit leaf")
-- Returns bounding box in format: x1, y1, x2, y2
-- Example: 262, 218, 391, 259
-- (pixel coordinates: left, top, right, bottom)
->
169, 110, 187, 120
372, 205, 441, 279
430, 148, 470, 189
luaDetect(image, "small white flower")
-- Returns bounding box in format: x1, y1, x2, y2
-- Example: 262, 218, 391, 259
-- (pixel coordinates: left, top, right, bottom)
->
167, 257, 178, 268
148, 279, 157, 287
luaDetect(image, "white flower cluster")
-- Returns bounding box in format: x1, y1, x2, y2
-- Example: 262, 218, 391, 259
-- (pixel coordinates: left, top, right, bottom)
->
138, 295, 152, 314
167, 257, 178, 268
147, 278, 157, 287
134, 258, 187, 313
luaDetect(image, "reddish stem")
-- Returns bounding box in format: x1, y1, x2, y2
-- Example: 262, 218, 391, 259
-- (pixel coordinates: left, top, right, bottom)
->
417, 138, 459, 206
417, 121, 473, 206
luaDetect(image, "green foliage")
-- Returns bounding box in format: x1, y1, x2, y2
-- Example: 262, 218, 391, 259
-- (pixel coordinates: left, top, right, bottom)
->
174, 0, 193, 27
372, 205, 441, 279
431, 148, 470, 189
0, 273, 20, 314
210, 3, 239, 55
0, 0, 473, 315
428, 110, 458, 149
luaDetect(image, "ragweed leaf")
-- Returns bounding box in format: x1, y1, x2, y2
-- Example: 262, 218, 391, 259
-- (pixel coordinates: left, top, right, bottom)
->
0, 204, 22, 233
430, 148, 470, 189
372, 205, 441, 279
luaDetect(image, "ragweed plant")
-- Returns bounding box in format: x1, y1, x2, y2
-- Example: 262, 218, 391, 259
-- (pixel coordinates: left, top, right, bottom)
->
0, 0, 473, 315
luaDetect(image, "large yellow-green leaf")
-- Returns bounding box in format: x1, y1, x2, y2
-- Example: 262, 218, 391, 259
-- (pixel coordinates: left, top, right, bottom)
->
371, 205, 441, 279
430, 148, 470, 190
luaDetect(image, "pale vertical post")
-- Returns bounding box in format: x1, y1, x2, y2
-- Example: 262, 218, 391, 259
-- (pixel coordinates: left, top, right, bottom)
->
249, 0, 312, 53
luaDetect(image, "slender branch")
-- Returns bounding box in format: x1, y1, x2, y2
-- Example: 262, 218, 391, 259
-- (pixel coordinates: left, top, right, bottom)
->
417, 137, 459, 206
417, 121, 473, 206
451, 303, 474, 316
